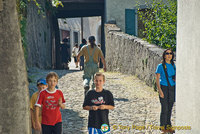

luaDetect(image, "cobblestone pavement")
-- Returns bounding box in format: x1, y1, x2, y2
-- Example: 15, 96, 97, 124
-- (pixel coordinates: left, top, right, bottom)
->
28, 61, 175, 134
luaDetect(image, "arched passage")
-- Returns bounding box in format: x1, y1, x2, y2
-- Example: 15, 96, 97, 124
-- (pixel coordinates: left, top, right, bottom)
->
52, 0, 105, 69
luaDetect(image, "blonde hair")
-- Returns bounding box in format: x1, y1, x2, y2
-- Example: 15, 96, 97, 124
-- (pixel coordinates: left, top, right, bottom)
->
94, 72, 105, 81
46, 72, 59, 82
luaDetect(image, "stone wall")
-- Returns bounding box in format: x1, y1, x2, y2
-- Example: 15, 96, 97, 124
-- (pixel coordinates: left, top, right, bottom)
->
105, 24, 164, 88
26, 0, 52, 69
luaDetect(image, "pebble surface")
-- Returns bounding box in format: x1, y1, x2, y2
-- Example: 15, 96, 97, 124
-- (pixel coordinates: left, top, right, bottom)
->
28, 61, 175, 134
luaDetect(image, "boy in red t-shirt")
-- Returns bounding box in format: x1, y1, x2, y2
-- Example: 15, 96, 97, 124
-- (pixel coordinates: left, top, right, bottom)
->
35, 72, 65, 134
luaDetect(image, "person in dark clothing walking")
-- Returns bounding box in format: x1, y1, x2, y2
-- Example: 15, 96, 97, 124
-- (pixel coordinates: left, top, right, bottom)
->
60, 38, 70, 69
79, 39, 87, 70
155, 48, 176, 134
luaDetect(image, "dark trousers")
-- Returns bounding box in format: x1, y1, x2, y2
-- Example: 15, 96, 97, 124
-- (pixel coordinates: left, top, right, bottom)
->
42, 122, 62, 134
159, 85, 175, 129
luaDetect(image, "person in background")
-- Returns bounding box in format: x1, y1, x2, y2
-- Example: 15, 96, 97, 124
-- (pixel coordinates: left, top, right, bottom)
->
79, 39, 87, 70
155, 48, 176, 134
77, 36, 106, 95
30, 78, 47, 134
72, 43, 79, 68
60, 38, 71, 69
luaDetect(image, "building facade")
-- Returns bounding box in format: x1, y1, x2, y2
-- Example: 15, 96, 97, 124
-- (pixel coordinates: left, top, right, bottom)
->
105, 0, 147, 36
58, 16, 101, 53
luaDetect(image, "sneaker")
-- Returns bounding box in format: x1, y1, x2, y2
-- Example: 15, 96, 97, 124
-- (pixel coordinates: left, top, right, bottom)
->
168, 128, 175, 133
160, 130, 167, 134
160, 127, 169, 134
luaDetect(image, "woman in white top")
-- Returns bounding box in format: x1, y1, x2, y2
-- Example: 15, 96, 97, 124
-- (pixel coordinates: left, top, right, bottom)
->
72, 43, 79, 68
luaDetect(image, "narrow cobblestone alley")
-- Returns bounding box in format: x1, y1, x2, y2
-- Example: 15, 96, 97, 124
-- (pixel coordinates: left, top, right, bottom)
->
28, 60, 175, 134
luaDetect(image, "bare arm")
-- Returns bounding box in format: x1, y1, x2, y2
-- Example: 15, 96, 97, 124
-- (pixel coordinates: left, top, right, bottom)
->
30, 109, 35, 129
58, 97, 65, 109
156, 73, 164, 98
77, 52, 81, 63
35, 106, 41, 130
59, 103, 65, 109
100, 55, 106, 72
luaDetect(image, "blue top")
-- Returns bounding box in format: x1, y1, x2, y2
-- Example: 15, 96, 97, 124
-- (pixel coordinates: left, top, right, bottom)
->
79, 43, 85, 50
155, 63, 176, 86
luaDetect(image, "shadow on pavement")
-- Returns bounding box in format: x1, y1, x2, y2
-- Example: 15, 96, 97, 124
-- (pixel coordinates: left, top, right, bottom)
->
28, 67, 83, 96
61, 109, 86, 134
114, 98, 129, 102
53, 69, 82, 78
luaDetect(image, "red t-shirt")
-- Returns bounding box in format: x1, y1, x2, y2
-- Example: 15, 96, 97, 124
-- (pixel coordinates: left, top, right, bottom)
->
35, 89, 66, 125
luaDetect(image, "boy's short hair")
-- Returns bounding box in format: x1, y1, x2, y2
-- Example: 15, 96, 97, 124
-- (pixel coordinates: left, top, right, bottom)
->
37, 78, 47, 86
46, 72, 59, 82
94, 72, 105, 81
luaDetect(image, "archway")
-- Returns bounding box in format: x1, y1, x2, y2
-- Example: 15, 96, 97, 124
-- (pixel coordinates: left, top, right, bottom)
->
52, 0, 105, 69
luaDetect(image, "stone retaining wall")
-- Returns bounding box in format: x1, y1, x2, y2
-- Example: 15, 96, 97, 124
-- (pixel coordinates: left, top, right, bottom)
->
26, 0, 52, 69
105, 24, 164, 88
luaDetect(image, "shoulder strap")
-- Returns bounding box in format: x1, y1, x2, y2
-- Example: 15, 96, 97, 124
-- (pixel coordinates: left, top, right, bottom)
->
172, 63, 176, 72
86, 45, 96, 59
91, 47, 96, 57
86, 45, 91, 57
162, 63, 171, 87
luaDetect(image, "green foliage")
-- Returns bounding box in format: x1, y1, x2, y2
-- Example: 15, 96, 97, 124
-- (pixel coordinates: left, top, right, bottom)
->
52, 0, 64, 8
17, 0, 28, 60
28, 0, 46, 17
45, 0, 58, 16
137, 0, 177, 51
28, 0, 63, 17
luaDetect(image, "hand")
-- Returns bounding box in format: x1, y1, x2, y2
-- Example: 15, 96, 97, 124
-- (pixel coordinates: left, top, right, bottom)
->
99, 105, 106, 110
159, 91, 164, 98
91, 106, 99, 111
35, 121, 41, 131
103, 67, 106, 72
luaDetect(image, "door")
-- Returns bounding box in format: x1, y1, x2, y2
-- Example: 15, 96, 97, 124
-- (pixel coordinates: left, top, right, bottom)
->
125, 9, 136, 36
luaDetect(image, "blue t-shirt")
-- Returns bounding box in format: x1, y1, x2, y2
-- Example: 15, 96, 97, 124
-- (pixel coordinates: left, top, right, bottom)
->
155, 63, 176, 86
